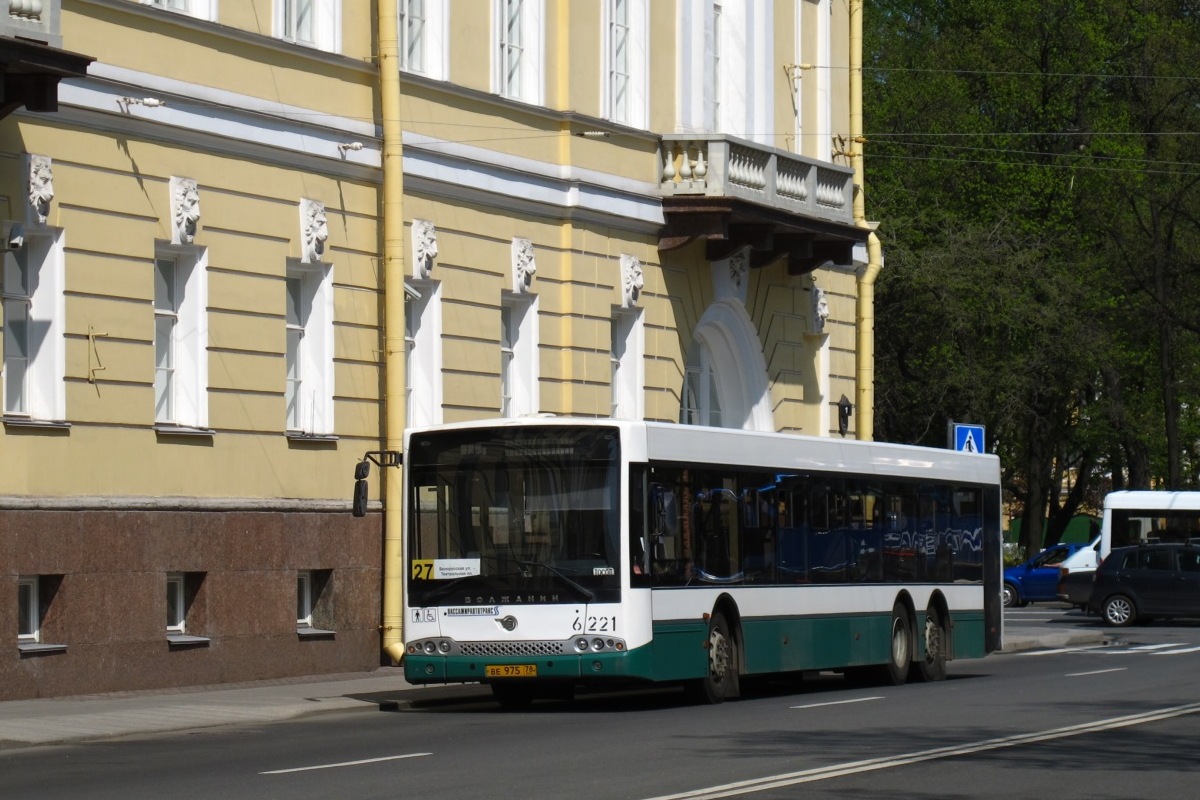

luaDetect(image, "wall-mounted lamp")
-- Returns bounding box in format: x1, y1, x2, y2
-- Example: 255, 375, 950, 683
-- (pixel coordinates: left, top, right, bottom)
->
574, 131, 610, 138
2, 222, 24, 251
837, 395, 854, 437
337, 142, 364, 154
118, 97, 166, 112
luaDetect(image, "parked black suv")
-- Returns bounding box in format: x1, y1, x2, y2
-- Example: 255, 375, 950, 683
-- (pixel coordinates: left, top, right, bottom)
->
1089, 543, 1200, 627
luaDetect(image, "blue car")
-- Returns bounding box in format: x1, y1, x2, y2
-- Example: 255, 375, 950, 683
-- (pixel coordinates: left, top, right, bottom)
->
1003, 542, 1086, 607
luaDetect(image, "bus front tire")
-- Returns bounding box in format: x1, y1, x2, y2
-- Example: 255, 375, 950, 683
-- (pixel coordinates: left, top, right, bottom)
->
689, 611, 737, 704
913, 606, 947, 682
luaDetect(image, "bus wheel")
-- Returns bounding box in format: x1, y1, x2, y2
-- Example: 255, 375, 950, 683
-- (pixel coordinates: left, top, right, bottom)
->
913, 606, 947, 682
491, 682, 536, 709
882, 604, 911, 686
690, 612, 736, 704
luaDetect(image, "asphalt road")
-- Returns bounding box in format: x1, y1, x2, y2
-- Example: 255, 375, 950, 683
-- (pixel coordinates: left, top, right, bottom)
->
4, 607, 1200, 800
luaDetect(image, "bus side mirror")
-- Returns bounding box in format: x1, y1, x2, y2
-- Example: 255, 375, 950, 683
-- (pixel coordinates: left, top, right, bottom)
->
352, 460, 370, 517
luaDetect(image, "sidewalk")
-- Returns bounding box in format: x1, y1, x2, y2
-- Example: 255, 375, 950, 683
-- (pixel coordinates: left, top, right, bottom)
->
0, 667, 487, 748
0, 628, 1103, 749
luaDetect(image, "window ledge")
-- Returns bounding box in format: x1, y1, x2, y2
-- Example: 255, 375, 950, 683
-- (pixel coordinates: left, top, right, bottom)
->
18, 642, 68, 655
155, 425, 216, 438
286, 432, 338, 443
4, 417, 71, 431
167, 633, 211, 647
297, 626, 336, 639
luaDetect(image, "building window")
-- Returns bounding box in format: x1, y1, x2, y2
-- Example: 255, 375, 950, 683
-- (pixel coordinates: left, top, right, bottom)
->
297, 570, 313, 627
154, 247, 208, 431
18, 576, 38, 642
499, 293, 538, 417
16, 575, 64, 653
276, 0, 342, 53
3, 249, 31, 416
144, 0, 217, 19
611, 308, 643, 420
398, 0, 447, 79
609, 0, 629, 121
712, 1, 722, 128
605, 0, 647, 128
166, 572, 207, 644
2, 229, 65, 421
284, 261, 334, 436
680, 341, 722, 427
405, 282, 442, 428
494, 0, 543, 104
297, 569, 333, 634
500, 303, 514, 417
400, 0, 427, 72
166, 573, 186, 633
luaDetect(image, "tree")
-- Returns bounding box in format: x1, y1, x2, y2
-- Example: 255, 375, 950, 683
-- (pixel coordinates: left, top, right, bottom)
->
864, 0, 1200, 553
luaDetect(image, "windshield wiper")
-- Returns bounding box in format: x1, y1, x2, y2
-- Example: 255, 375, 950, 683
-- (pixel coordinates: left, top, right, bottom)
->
517, 560, 595, 601
420, 576, 477, 604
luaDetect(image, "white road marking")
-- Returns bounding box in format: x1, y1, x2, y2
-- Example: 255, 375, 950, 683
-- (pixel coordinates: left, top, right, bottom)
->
1065, 668, 1127, 677
1017, 646, 1110, 656
1124, 643, 1178, 651
1153, 646, 1200, 655
790, 696, 882, 710
639, 702, 1200, 800
261, 752, 432, 775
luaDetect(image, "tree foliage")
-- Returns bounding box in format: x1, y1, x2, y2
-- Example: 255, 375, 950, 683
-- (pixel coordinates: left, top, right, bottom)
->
865, 0, 1200, 553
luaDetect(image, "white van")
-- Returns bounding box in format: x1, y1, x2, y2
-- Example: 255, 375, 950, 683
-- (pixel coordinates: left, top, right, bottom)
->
1060, 534, 1100, 573
1098, 490, 1200, 560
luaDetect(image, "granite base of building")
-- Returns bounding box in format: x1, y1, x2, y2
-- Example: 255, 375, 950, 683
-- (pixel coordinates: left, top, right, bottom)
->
2, 505, 384, 701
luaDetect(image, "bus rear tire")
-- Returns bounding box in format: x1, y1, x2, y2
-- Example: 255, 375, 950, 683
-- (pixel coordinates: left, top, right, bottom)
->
913, 605, 947, 682
880, 604, 911, 686
688, 611, 737, 704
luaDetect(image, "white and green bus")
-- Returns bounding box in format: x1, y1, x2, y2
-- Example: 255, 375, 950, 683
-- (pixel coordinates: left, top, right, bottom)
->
402, 418, 1003, 707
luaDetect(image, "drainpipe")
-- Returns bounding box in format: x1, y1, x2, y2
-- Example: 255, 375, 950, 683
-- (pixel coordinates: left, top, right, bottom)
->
850, 0, 882, 441
378, 0, 407, 665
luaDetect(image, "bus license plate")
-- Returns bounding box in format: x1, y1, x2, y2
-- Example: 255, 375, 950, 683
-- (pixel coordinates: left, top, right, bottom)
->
486, 664, 537, 678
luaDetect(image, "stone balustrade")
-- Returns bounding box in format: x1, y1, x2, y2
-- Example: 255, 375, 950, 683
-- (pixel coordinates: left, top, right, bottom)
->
1, 0, 61, 48
660, 134, 855, 226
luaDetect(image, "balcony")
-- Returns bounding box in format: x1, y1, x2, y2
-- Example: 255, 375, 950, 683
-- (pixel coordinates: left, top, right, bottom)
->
658, 134, 864, 273
1, 0, 61, 48
0, 0, 91, 118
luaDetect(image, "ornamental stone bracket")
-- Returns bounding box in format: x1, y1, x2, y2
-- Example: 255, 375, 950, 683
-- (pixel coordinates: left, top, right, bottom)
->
619, 254, 643, 309
412, 219, 438, 279
300, 198, 328, 263
26, 153, 52, 224
170, 177, 200, 245
511, 237, 536, 293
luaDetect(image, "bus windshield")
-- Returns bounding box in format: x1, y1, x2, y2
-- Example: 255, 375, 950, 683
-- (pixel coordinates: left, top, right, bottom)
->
406, 426, 622, 606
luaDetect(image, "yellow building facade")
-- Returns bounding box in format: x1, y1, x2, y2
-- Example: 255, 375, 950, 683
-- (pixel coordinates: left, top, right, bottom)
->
2, 0, 876, 699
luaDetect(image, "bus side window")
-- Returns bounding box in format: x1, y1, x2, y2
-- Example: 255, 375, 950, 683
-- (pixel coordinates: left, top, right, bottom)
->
648, 481, 686, 584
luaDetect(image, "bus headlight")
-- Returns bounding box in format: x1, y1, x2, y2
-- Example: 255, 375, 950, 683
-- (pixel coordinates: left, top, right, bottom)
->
423, 641, 438, 654
575, 637, 590, 652
592, 638, 605, 651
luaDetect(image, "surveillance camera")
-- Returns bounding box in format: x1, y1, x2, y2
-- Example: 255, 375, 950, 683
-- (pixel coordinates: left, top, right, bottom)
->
5, 223, 23, 251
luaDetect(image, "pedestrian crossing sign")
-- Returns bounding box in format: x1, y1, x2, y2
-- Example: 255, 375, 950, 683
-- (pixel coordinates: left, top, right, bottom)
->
951, 423, 986, 454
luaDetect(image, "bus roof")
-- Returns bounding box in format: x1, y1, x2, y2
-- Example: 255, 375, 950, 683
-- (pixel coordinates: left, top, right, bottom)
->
1102, 490, 1200, 512
406, 417, 1000, 486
